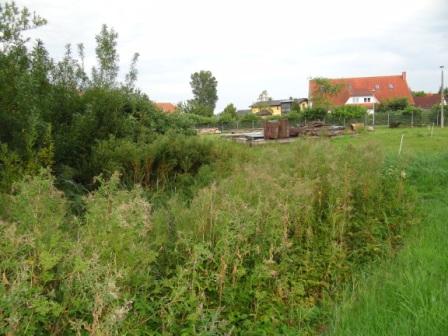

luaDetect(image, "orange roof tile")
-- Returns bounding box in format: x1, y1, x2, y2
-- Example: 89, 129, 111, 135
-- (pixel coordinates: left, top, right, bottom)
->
413, 94, 442, 109
156, 102, 177, 113
309, 72, 415, 107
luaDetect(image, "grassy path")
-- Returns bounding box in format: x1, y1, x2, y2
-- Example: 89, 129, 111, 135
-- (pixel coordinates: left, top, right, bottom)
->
327, 153, 448, 335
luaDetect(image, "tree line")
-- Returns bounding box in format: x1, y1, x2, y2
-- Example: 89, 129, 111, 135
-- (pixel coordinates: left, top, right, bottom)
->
0, 2, 220, 192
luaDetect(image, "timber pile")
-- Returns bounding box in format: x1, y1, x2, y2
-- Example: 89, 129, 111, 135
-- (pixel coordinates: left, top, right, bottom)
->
197, 127, 221, 134
290, 121, 346, 137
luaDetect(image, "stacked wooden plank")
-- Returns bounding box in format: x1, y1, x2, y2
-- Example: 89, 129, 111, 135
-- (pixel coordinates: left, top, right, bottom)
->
290, 122, 346, 137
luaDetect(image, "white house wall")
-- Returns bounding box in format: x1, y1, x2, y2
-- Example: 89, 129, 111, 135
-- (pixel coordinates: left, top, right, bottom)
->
345, 96, 379, 105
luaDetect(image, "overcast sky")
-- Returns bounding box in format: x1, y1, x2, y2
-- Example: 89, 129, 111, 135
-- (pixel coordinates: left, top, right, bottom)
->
19, 0, 448, 112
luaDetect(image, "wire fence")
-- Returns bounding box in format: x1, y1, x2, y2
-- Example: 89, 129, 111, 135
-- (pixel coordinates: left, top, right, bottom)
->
195, 110, 441, 132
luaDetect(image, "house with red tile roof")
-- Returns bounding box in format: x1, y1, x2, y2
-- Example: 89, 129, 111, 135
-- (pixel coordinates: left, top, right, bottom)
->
413, 93, 446, 110
308, 72, 414, 113
155, 102, 177, 114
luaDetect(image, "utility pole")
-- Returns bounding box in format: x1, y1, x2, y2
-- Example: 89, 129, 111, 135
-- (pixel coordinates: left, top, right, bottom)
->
441, 66, 445, 128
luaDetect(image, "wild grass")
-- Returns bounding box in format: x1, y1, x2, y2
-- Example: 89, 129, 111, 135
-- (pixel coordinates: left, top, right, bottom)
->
0, 136, 416, 335
324, 128, 448, 335
326, 152, 448, 336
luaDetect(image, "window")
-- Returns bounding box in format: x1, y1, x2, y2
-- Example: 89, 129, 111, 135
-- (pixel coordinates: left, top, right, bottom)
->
364, 97, 371, 103
388, 83, 394, 89
281, 103, 291, 114
353, 97, 359, 103
375, 84, 380, 90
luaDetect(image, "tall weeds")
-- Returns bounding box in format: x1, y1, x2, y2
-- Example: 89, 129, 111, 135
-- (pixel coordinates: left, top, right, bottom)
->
0, 140, 415, 335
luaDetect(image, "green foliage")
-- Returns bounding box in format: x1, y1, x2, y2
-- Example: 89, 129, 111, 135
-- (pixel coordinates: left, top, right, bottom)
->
218, 103, 238, 122
311, 77, 344, 110
400, 105, 423, 117
180, 99, 215, 117
189, 70, 218, 116
332, 105, 367, 119
92, 132, 222, 190
0, 1, 47, 50
0, 140, 416, 334
0, 1, 196, 190
240, 112, 261, 122
92, 24, 119, 87
286, 111, 302, 123
291, 100, 303, 113
303, 107, 328, 121
328, 153, 448, 336
412, 90, 426, 97
377, 97, 410, 112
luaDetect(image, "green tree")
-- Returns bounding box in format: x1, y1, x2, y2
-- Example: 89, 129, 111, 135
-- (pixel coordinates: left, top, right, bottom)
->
92, 24, 119, 87
258, 90, 271, 102
189, 70, 218, 116
303, 107, 327, 121
125, 52, 140, 90
412, 91, 426, 97
221, 103, 237, 119
253, 90, 273, 115
0, 1, 47, 51
311, 77, 344, 111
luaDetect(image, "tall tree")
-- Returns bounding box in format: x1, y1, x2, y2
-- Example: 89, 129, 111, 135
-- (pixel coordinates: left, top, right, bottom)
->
125, 52, 140, 90
92, 24, 119, 87
257, 90, 271, 102
219, 103, 238, 121
189, 70, 218, 116
0, 1, 47, 51
253, 90, 272, 115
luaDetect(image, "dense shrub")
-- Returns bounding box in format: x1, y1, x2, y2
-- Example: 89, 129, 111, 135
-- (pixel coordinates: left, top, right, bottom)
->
0, 2, 197, 190
377, 97, 410, 112
239, 113, 261, 122
303, 107, 328, 121
400, 105, 423, 117
92, 132, 230, 191
0, 141, 415, 335
332, 105, 367, 119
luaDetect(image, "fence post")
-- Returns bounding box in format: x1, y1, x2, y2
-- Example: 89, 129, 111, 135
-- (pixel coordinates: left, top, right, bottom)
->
387, 112, 390, 127
411, 112, 414, 128
237, 121, 239, 129
252, 120, 254, 129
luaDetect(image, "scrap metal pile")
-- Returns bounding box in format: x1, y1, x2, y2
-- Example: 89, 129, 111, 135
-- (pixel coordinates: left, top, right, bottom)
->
221, 120, 357, 145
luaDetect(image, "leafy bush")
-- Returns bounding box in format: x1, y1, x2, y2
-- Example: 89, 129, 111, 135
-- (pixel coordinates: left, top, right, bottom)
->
400, 105, 423, 117
333, 105, 367, 119
377, 97, 410, 112
0, 2, 197, 190
92, 132, 225, 190
0, 141, 415, 335
239, 112, 261, 122
303, 107, 328, 121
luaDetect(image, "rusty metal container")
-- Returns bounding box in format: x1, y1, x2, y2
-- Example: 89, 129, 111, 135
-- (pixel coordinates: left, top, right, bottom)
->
264, 121, 279, 139
278, 119, 290, 138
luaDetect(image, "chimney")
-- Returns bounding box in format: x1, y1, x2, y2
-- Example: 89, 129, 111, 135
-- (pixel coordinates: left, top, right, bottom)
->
402, 71, 407, 81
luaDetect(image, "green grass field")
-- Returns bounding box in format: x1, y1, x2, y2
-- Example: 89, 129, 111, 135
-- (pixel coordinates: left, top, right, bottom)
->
325, 128, 448, 335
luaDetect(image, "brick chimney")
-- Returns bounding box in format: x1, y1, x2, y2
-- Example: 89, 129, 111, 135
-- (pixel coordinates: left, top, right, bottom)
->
402, 71, 407, 81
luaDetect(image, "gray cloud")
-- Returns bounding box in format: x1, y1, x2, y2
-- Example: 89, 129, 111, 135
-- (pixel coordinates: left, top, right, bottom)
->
18, 0, 448, 111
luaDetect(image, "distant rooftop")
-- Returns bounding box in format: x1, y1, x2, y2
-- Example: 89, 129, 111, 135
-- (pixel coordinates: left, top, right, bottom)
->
251, 98, 308, 107
155, 102, 177, 113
